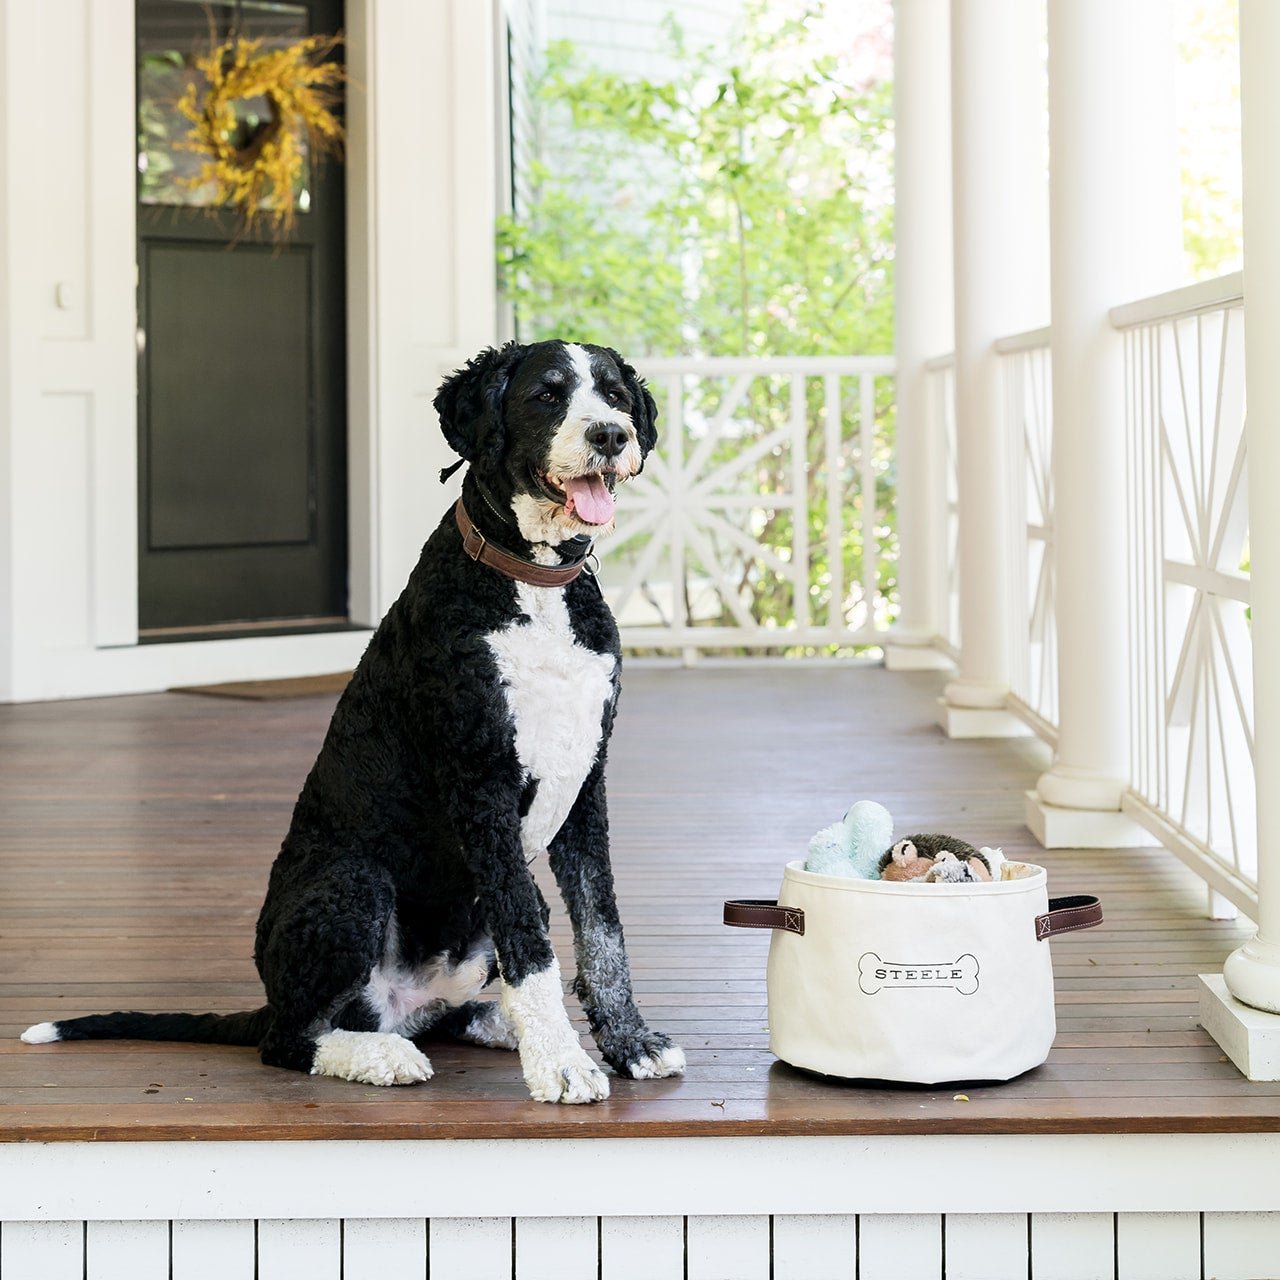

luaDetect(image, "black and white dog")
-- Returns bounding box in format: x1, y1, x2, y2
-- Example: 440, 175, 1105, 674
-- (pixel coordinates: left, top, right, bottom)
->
22, 340, 684, 1105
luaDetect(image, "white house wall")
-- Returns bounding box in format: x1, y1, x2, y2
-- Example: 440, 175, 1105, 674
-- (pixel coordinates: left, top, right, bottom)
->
0, 0, 138, 701
0, 0, 499, 702
543, 0, 746, 78
355, 0, 500, 615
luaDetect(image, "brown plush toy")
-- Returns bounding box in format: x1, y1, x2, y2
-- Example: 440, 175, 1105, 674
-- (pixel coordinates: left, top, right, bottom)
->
877, 834, 992, 883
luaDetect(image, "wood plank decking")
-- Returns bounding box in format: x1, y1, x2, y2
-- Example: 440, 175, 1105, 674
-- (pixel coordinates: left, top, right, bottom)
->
2, 663, 1276, 1142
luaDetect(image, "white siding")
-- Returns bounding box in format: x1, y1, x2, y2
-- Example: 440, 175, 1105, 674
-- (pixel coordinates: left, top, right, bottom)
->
543, 0, 745, 78
947, 1214, 1028, 1280
342, 1218, 427, 1279
1115, 1212, 1202, 1280
6, 1212, 1280, 1276
773, 1214, 857, 1280
256, 1219, 342, 1280
429, 1217, 513, 1280
515, 1216, 597, 1280
858, 1214, 942, 1280
170, 1220, 255, 1280
1030, 1212, 1116, 1280
0, 1221, 84, 1280
85, 1221, 169, 1280
686, 1214, 770, 1280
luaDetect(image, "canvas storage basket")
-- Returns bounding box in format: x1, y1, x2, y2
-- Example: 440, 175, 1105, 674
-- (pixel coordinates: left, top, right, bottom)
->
724, 861, 1101, 1084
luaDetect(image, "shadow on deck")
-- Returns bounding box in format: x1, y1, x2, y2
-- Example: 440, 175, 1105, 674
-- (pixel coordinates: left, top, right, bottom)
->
2, 663, 1275, 1141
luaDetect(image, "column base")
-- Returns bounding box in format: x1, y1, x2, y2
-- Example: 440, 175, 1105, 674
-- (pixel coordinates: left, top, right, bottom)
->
935, 698, 1034, 739
1199, 974, 1280, 1081
1223, 936, 1280, 1015
1024, 790, 1162, 849
884, 644, 956, 672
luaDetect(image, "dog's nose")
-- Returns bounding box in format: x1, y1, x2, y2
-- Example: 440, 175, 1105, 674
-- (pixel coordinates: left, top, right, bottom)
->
586, 422, 629, 459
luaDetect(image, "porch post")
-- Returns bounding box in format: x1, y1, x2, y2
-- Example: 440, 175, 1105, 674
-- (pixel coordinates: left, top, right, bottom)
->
884, 0, 953, 672
1025, 0, 1180, 847
1201, 0, 1280, 1078
938, 0, 1048, 736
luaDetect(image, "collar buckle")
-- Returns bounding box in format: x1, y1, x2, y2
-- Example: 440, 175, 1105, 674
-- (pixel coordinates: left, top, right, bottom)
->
462, 523, 487, 562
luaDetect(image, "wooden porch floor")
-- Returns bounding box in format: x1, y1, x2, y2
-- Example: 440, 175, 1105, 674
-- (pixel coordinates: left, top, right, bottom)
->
3, 663, 1277, 1142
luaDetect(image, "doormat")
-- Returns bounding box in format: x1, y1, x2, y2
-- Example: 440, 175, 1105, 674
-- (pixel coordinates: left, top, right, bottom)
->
172, 672, 352, 700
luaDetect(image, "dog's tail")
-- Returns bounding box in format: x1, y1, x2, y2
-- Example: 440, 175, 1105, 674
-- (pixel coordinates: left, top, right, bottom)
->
20, 1006, 272, 1047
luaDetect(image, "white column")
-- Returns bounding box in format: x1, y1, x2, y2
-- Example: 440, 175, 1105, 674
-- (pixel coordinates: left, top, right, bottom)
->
885, 0, 954, 673
1201, 0, 1280, 1077
938, 0, 1048, 737
1025, 0, 1180, 847
352, 0, 499, 620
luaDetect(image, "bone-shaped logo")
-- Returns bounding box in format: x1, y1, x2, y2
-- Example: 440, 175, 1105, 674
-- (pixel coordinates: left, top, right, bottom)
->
858, 952, 980, 996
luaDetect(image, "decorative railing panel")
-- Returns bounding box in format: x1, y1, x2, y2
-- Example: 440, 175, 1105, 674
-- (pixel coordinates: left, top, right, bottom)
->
602, 357, 896, 652
1114, 276, 1255, 912
997, 328, 1058, 739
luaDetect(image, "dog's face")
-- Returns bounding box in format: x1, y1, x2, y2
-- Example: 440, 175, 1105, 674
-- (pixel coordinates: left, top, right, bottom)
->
434, 341, 658, 544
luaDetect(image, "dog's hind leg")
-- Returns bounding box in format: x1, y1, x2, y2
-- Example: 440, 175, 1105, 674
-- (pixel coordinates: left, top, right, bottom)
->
429, 1000, 519, 1051
255, 859, 433, 1086
549, 762, 686, 1082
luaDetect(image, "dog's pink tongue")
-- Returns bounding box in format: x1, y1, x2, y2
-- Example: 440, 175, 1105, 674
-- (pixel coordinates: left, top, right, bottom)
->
563, 474, 615, 524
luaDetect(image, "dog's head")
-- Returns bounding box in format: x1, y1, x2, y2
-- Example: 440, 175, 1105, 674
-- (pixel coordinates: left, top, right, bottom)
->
434, 340, 658, 544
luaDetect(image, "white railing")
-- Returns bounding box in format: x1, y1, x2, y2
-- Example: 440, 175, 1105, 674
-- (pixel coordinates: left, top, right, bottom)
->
602, 357, 896, 652
996, 327, 1059, 742
1112, 274, 1256, 914
924, 354, 960, 659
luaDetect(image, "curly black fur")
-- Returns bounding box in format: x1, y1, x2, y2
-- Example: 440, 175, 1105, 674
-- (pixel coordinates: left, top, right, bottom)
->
29, 340, 677, 1095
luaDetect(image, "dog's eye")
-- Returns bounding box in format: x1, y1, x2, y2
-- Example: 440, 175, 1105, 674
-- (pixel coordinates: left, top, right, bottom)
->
604, 387, 623, 404
537, 389, 559, 403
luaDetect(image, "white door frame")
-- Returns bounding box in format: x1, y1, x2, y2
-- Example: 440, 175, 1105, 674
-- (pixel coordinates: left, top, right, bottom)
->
0, 0, 498, 701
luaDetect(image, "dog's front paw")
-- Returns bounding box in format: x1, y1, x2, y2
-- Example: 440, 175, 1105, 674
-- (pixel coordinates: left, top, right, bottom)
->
619, 1030, 686, 1080
522, 1043, 611, 1104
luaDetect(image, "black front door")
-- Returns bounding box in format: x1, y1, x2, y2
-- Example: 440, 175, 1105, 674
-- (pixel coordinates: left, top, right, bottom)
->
136, 0, 347, 636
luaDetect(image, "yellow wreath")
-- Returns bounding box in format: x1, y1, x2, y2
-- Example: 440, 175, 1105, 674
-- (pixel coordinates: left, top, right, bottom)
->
177, 33, 345, 237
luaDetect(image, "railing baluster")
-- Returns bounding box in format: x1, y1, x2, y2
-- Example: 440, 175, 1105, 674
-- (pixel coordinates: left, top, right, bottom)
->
790, 374, 810, 634
667, 375, 688, 646
859, 372, 878, 632
824, 374, 843, 637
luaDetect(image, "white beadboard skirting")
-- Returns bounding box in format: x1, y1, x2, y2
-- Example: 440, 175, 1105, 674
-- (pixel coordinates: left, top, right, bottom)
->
4, 1134, 1280, 1222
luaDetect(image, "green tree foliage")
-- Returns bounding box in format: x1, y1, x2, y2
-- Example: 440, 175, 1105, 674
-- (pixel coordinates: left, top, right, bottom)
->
498, 6, 894, 359
1176, 0, 1242, 280
497, 4, 896, 650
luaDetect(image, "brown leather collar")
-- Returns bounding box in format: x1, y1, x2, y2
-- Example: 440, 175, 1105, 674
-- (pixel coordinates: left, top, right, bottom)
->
454, 498, 593, 587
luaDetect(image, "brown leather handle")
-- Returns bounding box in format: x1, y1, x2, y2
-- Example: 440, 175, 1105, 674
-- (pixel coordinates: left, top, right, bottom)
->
1035, 894, 1103, 940
726, 895, 1099, 941
723, 899, 805, 936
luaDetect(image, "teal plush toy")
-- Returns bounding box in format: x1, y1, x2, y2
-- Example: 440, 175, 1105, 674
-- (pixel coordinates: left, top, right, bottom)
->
805, 800, 893, 879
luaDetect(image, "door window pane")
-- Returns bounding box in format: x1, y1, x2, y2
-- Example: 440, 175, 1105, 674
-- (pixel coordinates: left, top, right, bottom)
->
137, 0, 312, 210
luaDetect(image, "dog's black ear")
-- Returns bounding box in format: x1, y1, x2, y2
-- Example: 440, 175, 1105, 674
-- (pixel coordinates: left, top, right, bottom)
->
601, 347, 658, 462
433, 343, 527, 469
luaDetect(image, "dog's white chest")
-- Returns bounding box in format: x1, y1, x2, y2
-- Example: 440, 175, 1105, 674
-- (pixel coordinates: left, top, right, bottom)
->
486, 584, 616, 857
